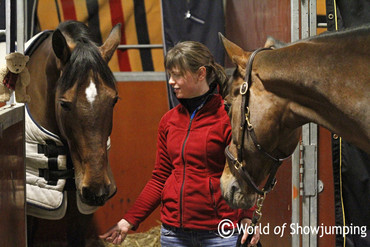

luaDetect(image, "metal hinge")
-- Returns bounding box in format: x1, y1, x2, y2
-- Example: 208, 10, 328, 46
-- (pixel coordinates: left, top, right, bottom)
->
303, 144, 317, 196
299, 142, 304, 196
299, 143, 321, 196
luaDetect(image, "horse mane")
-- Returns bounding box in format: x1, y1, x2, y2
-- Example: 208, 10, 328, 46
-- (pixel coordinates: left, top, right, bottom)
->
222, 24, 370, 101
270, 24, 370, 48
56, 21, 116, 93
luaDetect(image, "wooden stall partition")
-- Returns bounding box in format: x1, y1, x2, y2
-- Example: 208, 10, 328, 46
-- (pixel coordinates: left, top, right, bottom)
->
317, 128, 336, 246
225, 0, 291, 58
93, 81, 169, 234
0, 104, 26, 247
225, 1, 292, 246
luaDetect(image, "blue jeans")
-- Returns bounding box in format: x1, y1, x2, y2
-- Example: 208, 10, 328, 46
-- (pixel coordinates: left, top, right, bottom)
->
160, 224, 239, 247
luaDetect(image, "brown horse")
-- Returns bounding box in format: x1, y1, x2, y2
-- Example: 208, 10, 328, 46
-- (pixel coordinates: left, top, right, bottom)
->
219, 25, 370, 210
25, 21, 120, 246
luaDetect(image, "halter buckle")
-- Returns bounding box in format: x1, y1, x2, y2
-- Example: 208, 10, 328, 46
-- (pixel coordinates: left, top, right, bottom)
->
233, 159, 243, 171
240, 82, 249, 95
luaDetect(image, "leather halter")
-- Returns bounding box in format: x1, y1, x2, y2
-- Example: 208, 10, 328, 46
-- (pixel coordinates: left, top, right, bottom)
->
225, 47, 290, 196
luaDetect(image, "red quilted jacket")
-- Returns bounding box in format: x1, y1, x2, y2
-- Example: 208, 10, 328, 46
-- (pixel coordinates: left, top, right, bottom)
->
124, 94, 254, 230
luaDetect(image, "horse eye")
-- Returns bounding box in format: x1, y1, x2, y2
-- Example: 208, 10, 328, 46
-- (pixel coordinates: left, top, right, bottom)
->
59, 100, 72, 111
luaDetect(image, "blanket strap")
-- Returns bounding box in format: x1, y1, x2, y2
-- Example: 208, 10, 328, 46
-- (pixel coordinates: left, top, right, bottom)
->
38, 139, 74, 186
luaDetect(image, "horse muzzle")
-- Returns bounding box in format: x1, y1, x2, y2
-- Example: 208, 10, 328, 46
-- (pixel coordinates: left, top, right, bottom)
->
220, 173, 256, 210
80, 183, 111, 206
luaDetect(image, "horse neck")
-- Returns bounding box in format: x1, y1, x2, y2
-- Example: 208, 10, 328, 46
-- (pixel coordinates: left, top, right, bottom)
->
27, 37, 61, 135
255, 40, 370, 152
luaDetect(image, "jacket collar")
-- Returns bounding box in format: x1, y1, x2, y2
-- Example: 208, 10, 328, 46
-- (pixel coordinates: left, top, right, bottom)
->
178, 82, 218, 114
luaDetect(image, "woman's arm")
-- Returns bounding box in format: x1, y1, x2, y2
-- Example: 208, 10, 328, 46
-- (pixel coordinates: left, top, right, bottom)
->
100, 116, 173, 244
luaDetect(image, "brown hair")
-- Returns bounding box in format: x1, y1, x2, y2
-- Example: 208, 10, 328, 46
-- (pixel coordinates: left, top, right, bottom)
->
165, 41, 227, 95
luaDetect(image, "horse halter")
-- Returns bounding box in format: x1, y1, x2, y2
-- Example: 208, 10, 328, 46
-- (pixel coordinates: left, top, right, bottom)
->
225, 47, 290, 197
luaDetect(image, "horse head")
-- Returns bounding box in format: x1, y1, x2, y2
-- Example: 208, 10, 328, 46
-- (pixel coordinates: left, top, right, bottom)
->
51, 21, 121, 206
219, 34, 301, 209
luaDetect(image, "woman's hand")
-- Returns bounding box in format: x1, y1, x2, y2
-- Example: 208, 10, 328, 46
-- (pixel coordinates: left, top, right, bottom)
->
99, 219, 133, 245
240, 218, 260, 246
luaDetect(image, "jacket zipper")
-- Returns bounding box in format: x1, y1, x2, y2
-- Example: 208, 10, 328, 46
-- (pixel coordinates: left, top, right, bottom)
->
179, 103, 205, 227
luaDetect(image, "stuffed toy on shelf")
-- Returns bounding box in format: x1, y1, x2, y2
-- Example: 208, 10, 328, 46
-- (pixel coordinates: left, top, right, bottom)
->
0, 52, 31, 103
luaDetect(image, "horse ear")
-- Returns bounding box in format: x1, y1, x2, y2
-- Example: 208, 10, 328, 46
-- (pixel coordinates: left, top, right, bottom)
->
219, 33, 249, 74
99, 23, 121, 62
52, 29, 71, 65
219, 33, 244, 59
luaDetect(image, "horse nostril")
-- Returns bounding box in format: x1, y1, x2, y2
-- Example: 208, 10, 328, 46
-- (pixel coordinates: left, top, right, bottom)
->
230, 185, 237, 196
231, 181, 239, 192
82, 186, 109, 206
230, 181, 241, 197
82, 186, 94, 202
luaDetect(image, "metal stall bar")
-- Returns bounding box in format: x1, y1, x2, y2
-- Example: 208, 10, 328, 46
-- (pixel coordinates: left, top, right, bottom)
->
5, 0, 15, 104
114, 71, 166, 82
118, 44, 163, 49
17, 0, 25, 53
5, 0, 27, 104
5, 0, 11, 54
291, 1, 301, 247
291, 1, 319, 247
15, 3, 28, 244
301, 1, 318, 247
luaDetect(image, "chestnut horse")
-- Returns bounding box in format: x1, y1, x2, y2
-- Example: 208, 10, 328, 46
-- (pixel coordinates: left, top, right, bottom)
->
25, 21, 120, 246
219, 25, 370, 210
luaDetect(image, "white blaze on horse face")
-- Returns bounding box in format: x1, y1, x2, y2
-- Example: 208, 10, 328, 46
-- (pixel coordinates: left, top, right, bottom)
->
85, 80, 97, 106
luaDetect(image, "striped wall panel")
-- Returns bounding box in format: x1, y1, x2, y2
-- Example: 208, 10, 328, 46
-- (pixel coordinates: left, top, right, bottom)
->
37, 0, 164, 72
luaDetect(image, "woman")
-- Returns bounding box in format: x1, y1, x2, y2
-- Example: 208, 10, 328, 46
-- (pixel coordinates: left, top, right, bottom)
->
100, 41, 260, 246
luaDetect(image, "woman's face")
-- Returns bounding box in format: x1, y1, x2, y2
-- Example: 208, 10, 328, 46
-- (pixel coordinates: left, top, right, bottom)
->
168, 67, 208, 99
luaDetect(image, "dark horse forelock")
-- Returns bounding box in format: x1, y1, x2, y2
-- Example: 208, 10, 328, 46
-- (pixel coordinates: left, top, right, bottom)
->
57, 21, 95, 43
58, 41, 116, 93
57, 22, 116, 93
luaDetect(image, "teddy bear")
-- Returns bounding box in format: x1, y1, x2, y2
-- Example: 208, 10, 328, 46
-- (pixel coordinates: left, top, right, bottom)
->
0, 52, 31, 103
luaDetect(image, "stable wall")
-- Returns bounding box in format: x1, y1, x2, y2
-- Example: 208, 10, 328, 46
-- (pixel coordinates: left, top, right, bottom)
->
93, 81, 168, 234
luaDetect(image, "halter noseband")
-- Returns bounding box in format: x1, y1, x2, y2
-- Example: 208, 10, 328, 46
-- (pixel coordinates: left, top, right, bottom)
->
225, 47, 290, 196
